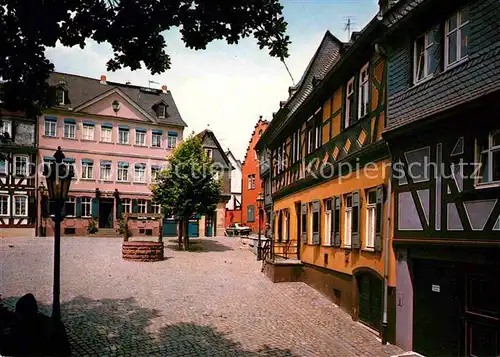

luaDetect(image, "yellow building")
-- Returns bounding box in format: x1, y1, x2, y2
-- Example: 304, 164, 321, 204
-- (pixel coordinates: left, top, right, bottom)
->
256, 21, 396, 344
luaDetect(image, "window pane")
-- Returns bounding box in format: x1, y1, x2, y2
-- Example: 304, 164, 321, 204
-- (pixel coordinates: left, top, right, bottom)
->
460, 7, 469, 24
313, 212, 319, 233
448, 14, 458, 31
368, 191, 377, 204
493, 132, 500, 147
427, 43, 437, 74
448, 31, 458, 64
416, 40, 425, 81
460, 23, 470, 58
479, 152, 489, 183
492, 150, 500, 182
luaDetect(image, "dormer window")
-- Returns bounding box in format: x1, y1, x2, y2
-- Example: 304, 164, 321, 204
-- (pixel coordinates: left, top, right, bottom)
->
56, 88, 65, 105
157, 104, 166, 118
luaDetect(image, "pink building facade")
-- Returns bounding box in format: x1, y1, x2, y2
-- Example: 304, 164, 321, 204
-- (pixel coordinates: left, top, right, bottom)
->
38, 72, 186, 236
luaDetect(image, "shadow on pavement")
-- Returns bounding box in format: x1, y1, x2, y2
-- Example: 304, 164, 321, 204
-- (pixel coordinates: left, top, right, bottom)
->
2, 295, 297, 357
164, 238, 234, 253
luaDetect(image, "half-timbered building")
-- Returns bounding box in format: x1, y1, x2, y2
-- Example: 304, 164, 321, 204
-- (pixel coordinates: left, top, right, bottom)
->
0, 111, 37, 237
380, 0, 500, 354
257, 24, 396, 343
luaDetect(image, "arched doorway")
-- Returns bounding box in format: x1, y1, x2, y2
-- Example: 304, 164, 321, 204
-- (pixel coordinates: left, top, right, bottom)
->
356, 270, 382, 331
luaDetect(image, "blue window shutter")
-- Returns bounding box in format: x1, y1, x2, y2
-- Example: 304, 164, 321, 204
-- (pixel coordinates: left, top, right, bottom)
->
147, 200, 153, 214
351, 190, 361, 249
92, 198, 99, 218
76, 197, 81, 217
132, 199, 138, 213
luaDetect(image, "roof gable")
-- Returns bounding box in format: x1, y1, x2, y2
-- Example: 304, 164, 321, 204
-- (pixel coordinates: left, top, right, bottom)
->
197, 129, 232, 168
75, 88, 154, 122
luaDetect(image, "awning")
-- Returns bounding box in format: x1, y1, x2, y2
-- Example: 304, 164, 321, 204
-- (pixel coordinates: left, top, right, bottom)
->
64, 118, 76, 124
83, 121, 95, 126
118, 162, 129, 168
44, 116, 57, 122
167, 131, 178, 137
81, 158, 94, 164
101, 123, 113, 128
152, 130, 163, 135
119, 125, 129, 130
101, 160, 112, 166
62, 158, 75, 163
43, 156, 56, 162
135, 163, 146, 168
135, 128, 146, 133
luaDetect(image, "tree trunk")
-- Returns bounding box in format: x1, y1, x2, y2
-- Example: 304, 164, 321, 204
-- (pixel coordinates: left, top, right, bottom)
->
183, 218, 190, 251
177, 220, 183, 250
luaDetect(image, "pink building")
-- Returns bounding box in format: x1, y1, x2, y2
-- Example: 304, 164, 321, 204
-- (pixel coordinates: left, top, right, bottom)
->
38, 72, 186, 236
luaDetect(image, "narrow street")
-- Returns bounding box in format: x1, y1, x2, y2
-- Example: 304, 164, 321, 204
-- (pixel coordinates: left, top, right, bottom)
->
0, 236, 403, 357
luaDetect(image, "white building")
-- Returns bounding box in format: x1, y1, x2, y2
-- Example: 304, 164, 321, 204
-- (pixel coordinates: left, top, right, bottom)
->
225, 150, 241, 210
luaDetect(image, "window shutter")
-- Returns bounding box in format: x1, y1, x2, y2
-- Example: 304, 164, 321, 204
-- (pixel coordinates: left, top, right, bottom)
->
286, 210, 291, 241
351, 190, 361, 249
375, 185, 384, 252
301, 203, 307, 243
132, 199, 138, 213
116, 198, 122, 219
312, 200, 320, 245
332, 196, 340, 247
147, 200, 153, 214
28, 196, 36, 224
92, 198, 99, 218
76, 197, 81, 218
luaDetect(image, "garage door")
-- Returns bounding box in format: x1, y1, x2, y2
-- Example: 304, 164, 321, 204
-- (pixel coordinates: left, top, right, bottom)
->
358, 273, 382, 331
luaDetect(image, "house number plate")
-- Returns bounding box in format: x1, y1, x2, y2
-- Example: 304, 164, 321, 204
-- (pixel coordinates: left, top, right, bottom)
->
431, 284, 440, 293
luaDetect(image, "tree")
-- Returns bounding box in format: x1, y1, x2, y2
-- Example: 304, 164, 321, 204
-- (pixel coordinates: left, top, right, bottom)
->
151, 134, 222, 250
0, 0, 290, 117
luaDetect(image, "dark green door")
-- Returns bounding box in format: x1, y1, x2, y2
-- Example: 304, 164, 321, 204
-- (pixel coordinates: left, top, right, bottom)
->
188, 219, 199, 237
99, 198, 114, 228
162, 218, 177, 237
358, 272, 382, 331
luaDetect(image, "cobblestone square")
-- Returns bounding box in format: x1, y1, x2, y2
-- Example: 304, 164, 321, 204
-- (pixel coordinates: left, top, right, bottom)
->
0, 236, 403, 356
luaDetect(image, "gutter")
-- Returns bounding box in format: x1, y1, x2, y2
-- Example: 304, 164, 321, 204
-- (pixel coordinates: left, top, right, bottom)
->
382, 144, 392, 345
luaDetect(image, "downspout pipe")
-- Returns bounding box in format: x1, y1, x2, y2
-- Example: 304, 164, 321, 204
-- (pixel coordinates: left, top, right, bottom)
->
382, 150, 392, 345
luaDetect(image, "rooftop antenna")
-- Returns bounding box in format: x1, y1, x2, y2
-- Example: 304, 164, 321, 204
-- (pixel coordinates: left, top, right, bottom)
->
281, 59, 295, 86
343, 16, 356, 41
148, 77, 159, 88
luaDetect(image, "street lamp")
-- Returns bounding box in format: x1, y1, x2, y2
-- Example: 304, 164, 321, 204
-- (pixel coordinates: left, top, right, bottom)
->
256, 192, 264, 261
43, 146, 74, 321
38, 183, 47, 237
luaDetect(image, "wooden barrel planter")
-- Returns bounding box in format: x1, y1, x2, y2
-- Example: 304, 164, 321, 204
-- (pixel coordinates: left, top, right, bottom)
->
122, 241, 164, 262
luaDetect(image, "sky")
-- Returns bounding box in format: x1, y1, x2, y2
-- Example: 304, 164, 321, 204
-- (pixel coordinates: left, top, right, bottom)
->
45, 0, 379, 161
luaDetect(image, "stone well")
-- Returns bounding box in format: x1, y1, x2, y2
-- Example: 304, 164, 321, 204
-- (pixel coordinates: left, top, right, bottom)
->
122, 241, 164, 262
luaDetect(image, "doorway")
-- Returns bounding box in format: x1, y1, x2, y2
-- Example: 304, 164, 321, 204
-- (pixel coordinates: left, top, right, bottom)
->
357, 272, 382, 331
99, 198, 114, 228
205, 214, 214, 237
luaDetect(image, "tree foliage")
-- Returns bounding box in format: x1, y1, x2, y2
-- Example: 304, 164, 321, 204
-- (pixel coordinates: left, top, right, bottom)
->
0, 0, 290, 117
151, 134, 222, 248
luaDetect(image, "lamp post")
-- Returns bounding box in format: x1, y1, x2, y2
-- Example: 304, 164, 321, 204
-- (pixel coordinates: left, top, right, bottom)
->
256, 193, 264, 261
38, 183, 47, 237
43, 146, 73, 321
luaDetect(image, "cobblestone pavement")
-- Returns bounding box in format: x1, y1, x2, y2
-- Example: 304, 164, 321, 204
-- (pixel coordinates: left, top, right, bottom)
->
1, 236, 404, 357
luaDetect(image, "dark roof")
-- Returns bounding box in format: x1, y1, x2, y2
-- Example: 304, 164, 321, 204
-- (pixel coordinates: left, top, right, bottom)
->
196, 129, 232, 168
260, 31, 343, 146
48, 72, 187, 127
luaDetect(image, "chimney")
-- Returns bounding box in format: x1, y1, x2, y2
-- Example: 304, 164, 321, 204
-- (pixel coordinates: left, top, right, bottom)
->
161, 85, 168, 93
100, 75, 107, 84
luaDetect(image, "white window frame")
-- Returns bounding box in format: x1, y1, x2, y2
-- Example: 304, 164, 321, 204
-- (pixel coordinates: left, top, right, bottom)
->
158, 105, 166, 118
359, 63, 370, 119
56, 89, 65, 105
63, 122, 76, 139
344, 194, 352, 248
134, 165, 146, 183
81, 197, 92, 218
122, 198, 132, 214
152, 202, 161, 214
324, 200, 332, 246
445, 7, 470, 68
118, 128, 129, 145
1, 120, 12, 137
345, 77, 355, 128
13, 195, 28, 217
476, 130, 500, 186
82, 124, 95, 141
100, 163, 112, 181
365, 190, 376, 249
0, 194, 10, 216
315, 125, 321, 149
100, 126, 112, 143
117, 165, 129, 182
414, 30, 435, 84
65, 197, 76, 217
135, 131, 146, 146
296, 128, 301, 161
82, 162, 93, 180
152, 133, 162, 147
137, 199, 147, 214
205, 149, 213, 159
44, 120, 57, 137
13, 155, 29, 177
167, 135, 177, 149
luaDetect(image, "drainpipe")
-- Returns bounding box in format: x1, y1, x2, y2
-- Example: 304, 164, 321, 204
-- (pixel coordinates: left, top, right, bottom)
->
382, 151, 392, 345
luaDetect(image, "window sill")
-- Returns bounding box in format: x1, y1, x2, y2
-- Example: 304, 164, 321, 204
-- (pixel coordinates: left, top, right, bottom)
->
42, 135, 59, 139
133, 182, 147, 185
100, 180, 114, 183
99, 141, 114, 145
62, 137, 77, 140
362, 247, 375, 252
117, 143, 130, 146
134, 144, 147, 148
150, 146, 163, 149
475, 182, 500, 190
80, 178, 95, 181
412, 74, 434, 88
81, 139, 96, 143
444, 57, 469, 72
116, 181, 130, 184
